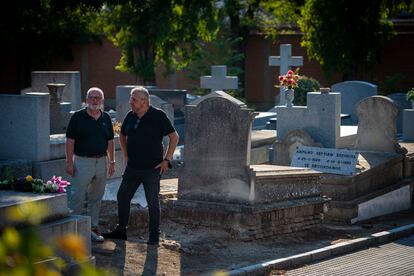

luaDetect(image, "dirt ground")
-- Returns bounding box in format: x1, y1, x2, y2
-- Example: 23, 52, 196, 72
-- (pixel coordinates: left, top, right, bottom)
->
93, 205, 414, 275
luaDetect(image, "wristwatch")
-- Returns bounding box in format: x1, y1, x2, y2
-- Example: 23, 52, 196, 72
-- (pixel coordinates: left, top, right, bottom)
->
109, 160, 116, 164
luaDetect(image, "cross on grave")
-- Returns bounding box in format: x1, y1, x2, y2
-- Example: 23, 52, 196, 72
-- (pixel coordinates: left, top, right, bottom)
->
200, 65, 238, 92
269, 44, 303, 106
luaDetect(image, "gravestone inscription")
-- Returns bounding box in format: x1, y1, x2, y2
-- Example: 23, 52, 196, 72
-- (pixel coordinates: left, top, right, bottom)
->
291, 146, 358, 176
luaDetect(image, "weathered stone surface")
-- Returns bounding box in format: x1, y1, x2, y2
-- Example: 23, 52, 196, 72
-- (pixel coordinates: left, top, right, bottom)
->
276, 92, 341, 148
403, 109, 414, 141
178, 93, 255, 203
167, 196, 327, 241
331, 80, 377, 124
354, 96, 400, 153
273, 130, 322, 165
31, 71, 82, 110
0, 160, 32, 180
321, 151, 404, 202
0, 191, 69, 229
0, 94, 50, 161
251, 165, 322, 203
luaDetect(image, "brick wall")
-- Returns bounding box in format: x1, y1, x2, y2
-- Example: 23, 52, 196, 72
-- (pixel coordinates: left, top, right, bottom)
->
1, 20, 413, 110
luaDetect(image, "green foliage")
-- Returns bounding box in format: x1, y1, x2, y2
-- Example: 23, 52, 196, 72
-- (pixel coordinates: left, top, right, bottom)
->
256, 0, 302, 39
407, 88, 414, 101
298, 0, 395, 80
185, 30, 244, 96
378, 73, 406, 95
97, 0, 219, 84
293, 76, 320, 106
0, 0, 101, 91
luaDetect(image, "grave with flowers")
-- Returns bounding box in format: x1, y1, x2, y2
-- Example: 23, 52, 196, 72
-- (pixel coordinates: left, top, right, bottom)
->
271, 75, 413, 223
0, 173, 95, 272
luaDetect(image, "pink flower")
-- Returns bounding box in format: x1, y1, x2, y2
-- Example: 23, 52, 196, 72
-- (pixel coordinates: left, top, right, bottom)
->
49, 176, 70, 193
278, 70, 301, 90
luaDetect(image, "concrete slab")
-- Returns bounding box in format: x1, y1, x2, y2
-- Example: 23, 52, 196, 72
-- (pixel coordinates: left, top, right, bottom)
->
0, 191, 68, 229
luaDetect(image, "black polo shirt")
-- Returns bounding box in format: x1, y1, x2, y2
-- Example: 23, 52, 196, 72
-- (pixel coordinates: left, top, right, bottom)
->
121, 106, 175, 169
66, 108, 114, 157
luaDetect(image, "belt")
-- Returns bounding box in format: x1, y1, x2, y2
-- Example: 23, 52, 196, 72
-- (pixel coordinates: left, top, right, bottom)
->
78, 154, 107, 158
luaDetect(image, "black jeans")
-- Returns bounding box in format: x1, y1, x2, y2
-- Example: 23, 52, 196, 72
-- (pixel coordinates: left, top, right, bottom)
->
117, 166, 161, 236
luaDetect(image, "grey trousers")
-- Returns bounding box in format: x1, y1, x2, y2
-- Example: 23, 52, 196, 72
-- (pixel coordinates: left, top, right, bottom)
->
68, 156, 107, 228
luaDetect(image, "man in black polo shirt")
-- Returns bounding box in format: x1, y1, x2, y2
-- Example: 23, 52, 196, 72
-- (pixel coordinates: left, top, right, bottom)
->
102, 86, 179, 245
66, 87, 115, 242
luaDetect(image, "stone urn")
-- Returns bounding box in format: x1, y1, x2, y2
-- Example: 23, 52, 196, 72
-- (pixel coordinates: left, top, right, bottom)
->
285, 88, 294, 107
47, 83, 66, 103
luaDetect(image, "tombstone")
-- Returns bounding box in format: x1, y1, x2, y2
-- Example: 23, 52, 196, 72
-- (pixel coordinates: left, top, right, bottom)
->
116, 85, 186, 122
273, 130, 322, 165
321, 151, 409, 223
178, 92, 254, 203
148, 88, 187, 115
0, 93, 50, 161
269, 44, 303, 106
387, 92, 412, 134
276, 91, 341, 148
172, 91, 328, 240
31, 71, 82, 110
331, 81, 377, 124
150, 95, 174, 154
0, 191, 93, 270
354, 96, 401, 153
46, 83, 72, 134
200, 65, 238, 92
115, 85, 136, 122
403, 108, 414, 141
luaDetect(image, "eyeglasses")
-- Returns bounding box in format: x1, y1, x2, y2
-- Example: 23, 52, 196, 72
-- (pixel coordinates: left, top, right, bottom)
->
134, 118, 140, 129
88, 96, 103, 101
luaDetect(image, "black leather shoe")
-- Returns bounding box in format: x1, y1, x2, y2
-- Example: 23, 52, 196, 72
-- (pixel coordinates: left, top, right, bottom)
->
102, 225, 127, 240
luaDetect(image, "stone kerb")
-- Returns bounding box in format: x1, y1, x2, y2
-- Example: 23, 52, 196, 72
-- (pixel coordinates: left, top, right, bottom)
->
0, 93, 50, 161
178, 93, 255, 203
331, 81, 377, 124
31, 71, 82, 110
355, 96, 400, 152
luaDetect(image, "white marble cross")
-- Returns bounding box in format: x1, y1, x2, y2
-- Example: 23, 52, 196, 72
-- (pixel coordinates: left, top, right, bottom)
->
200, 65, 238, 92
269, 44, 303, 106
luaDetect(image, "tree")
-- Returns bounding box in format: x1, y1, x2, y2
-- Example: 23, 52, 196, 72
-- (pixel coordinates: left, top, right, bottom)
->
97, 0, 218, 85
298, 0, 395, 80
0, 0, 102, 93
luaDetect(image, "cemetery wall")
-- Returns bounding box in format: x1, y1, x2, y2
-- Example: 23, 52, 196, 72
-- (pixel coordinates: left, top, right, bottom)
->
1, 20, 413, 111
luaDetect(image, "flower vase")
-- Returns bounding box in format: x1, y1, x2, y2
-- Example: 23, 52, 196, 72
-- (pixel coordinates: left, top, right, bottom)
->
285, 88, 294, 107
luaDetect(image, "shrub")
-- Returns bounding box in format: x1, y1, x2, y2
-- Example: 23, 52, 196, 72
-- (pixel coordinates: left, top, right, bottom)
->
293, 76, 320, 106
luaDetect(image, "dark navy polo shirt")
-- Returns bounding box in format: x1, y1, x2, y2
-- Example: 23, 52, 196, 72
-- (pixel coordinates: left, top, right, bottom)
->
121, 106, 175, 169
66, 108, 114, 157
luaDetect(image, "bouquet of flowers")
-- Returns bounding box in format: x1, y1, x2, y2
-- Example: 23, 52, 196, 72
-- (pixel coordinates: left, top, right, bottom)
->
45, 176, 70, 193
278, 70, 300, 90
13, 175, 36, 192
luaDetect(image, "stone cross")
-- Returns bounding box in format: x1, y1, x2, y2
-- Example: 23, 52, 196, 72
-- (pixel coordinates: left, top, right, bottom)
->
269, 44, 303, 106
200, 65, 238, 92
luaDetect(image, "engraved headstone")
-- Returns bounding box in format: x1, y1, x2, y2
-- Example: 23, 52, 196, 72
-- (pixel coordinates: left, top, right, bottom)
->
292, 146, 358, 176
